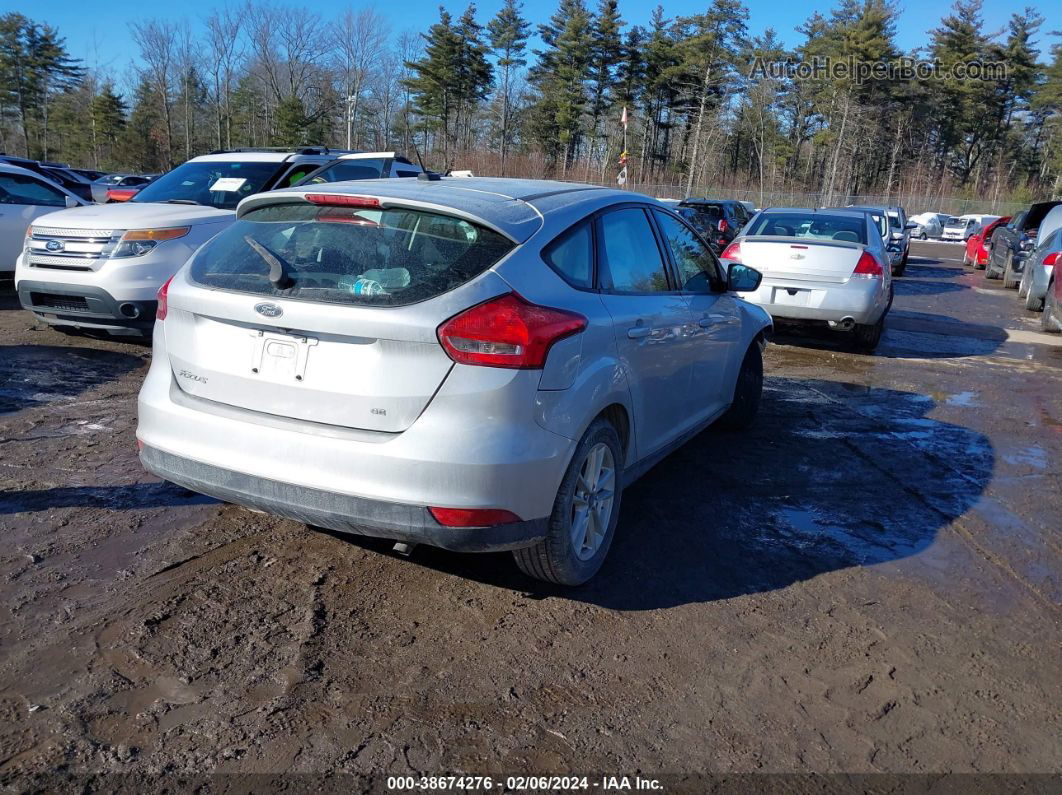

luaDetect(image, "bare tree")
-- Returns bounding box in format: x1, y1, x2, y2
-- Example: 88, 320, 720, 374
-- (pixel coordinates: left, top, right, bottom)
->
246, 3, 323, 105
333, 6, 389, 150
370, 50, 402, 150
204, 7, 245, 150
130, 18, 179, 167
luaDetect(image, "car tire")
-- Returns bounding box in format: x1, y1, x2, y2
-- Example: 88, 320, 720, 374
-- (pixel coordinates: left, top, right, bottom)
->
512, 417, 623, 586
919, 231, 927, 240
1002, 259, 1020, 289
852, 315, 884, 353
1042, 285, 1061, 333
1024, 286, 1043, 312
1017, 270, 1030, 299
717, 342, 764, 431
985, 254, 1004, 280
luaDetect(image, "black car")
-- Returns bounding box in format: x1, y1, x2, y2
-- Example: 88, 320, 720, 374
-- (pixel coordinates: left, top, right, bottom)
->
986, 200, 1062, 287
676, 199, 751, 252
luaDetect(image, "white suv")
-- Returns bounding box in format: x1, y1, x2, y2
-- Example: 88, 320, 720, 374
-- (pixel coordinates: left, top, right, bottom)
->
15, 149, 409, 336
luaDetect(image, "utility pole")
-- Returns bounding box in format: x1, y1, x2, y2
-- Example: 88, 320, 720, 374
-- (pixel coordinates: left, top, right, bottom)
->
346, 94, 356, 150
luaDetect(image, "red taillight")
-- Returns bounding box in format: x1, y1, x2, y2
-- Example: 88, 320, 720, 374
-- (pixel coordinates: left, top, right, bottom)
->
107, 188, 136, 202
156, 276, 173, 320
720, 241, 742, 261
852, 251, 884, 278
429, 507, 522, 527
437, 293, 587, 369
717, 218, 729, 233
1044, 252, 1061, 266
315, 207, 380, 225
304, 193, 380, 208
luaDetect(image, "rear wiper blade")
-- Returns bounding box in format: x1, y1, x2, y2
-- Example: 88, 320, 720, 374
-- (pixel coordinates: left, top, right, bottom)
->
244, 236, 294, 289
164, 199, 202, 205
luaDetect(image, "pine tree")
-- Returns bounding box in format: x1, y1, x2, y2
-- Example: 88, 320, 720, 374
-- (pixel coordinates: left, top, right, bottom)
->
584, 0, 624, 178
453, 3, 494, 155
487, 0, 530, 167
91, 83, 127, 169
530, 0, 595, 171
405, 8, 464, 161
0, 13, 83, 158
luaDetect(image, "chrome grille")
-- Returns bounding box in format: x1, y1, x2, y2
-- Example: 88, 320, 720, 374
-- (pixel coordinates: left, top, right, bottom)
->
26, 226, 121, 272
31, 226, 115, 238
23, 254, 95, 270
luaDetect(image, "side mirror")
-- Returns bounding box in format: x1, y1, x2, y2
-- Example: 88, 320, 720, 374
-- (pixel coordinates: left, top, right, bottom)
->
904, 221, 918, 230
728, 263, 762, 292
65, 195, 79, 208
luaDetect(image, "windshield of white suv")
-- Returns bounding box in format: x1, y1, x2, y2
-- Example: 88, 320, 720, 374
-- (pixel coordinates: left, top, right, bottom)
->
189, 202, 515, 306
131, 160, 284, 209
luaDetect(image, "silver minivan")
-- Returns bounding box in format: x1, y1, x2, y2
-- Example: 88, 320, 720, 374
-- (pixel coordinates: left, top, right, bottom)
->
137, 178, 772, 585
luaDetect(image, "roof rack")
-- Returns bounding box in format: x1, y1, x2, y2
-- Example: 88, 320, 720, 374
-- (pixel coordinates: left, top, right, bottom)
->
206, 146, 352, 156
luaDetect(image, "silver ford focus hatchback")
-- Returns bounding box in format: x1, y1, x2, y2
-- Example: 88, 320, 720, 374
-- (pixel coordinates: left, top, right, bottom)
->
137, 178, 772, 585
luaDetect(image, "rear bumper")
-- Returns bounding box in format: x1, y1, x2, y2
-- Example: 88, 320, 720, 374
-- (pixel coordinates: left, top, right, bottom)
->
739, 277, 886, 325
136, 323, 574, 547
16, 279, 155, 334
139, 445, 547, 552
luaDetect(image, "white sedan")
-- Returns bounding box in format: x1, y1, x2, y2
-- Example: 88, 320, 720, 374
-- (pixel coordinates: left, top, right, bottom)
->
0, 163, 85, 273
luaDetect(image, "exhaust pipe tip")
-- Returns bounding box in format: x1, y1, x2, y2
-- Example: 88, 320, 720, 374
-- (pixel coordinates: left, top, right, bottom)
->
829, 316, 856, 331
118, 302, 140, 319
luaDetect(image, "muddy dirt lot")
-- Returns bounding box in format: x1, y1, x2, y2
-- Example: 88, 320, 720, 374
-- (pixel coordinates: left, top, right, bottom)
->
1, 242, 1059, 787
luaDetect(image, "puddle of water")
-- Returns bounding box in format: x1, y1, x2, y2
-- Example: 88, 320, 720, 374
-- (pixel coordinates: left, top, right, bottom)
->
1002, 446, 1048, 470
769, 505, 921, 566
945, 391, 979, 407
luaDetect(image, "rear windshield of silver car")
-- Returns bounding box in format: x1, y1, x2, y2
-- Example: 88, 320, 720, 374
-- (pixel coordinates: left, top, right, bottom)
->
188, 202, 515, 306
746, 212, 868, 244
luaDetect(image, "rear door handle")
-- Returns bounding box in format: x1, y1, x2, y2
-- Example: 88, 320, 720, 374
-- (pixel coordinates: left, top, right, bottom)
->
627, 326, 651, 339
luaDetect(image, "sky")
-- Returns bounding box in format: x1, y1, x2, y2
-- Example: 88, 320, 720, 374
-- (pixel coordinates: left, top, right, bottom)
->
7, 0, 1037, 83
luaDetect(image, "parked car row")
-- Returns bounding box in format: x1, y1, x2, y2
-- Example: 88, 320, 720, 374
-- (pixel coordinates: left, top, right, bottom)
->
968, 200, 1062, 332
9, 162, 927, 584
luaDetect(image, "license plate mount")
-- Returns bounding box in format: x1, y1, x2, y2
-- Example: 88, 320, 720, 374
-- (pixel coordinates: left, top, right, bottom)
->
250, 330, 319, 381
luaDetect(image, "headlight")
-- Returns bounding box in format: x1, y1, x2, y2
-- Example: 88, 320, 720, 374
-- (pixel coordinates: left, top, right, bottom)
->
103, 227, 190, 258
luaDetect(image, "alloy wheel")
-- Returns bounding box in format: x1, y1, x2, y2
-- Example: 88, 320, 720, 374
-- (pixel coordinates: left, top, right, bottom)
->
570, 442, 616, 561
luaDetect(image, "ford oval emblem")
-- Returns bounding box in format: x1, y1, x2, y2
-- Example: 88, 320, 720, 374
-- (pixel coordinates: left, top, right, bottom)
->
45, 239, 65, 252
255, 302, 283, 318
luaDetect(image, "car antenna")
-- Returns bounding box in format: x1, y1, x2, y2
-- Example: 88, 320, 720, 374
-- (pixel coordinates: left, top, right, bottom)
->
410, 135, 440, 182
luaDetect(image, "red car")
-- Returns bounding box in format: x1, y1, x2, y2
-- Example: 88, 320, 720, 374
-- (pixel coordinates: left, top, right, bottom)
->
963, 216, 1010, 269
105, 186, 140, 202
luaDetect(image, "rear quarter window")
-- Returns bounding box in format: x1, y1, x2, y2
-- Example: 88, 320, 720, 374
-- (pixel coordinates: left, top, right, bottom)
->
189, 203, 514, 307
542, 221, 593, 288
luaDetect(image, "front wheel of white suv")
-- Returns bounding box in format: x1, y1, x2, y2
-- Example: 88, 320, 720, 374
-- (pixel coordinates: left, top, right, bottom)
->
513, 418, 624, 586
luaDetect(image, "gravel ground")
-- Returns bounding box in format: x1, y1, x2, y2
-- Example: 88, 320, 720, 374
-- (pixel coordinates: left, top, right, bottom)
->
0, 241, 1059, 789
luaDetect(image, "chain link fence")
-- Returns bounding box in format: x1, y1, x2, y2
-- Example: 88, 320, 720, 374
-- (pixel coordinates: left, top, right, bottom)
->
581, 179, 1027, 216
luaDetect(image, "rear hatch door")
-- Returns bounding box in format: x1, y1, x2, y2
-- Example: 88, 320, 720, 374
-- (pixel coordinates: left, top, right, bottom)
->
164, 197, 520, 432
